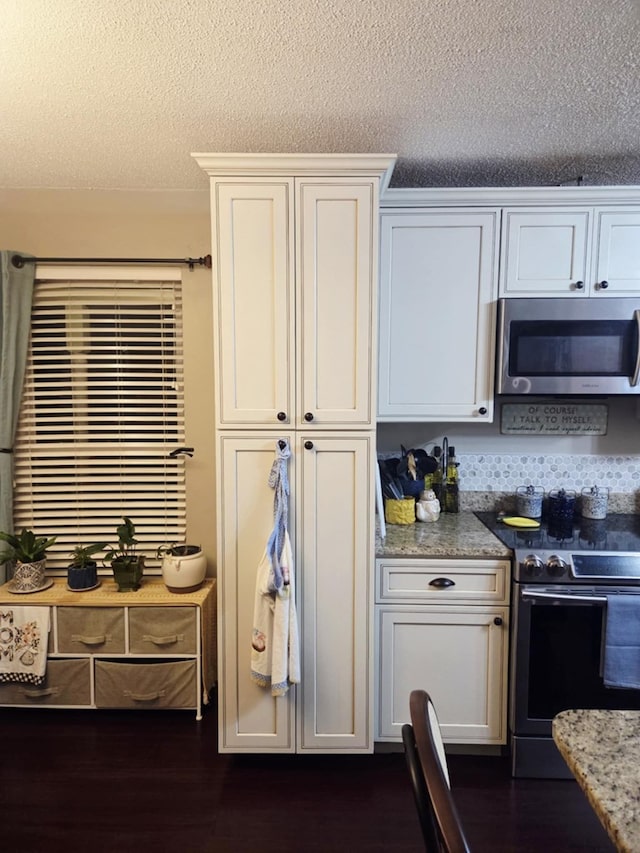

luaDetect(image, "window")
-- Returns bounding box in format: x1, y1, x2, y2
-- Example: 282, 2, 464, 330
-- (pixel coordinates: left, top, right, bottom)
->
13, 267, 186, 573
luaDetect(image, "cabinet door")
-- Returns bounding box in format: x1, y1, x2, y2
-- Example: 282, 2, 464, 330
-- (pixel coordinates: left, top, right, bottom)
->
217, 432, 296, 751
213, 180, 295, 428
593, 209, 640, 295
500, 208, 590, 296
376, 606, 509, 744
297, 432, 374, 751
378, 210, 498, 421
297, 180, 377, 428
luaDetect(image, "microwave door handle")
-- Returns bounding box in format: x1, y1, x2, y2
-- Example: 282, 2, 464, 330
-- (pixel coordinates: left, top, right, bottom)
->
631, 310, 640, 387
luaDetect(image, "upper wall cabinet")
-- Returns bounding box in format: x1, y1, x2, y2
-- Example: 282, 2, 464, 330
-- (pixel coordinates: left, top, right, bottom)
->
500, 207, 640, 297
378, 209, 499, 422
195, 154, 396, 430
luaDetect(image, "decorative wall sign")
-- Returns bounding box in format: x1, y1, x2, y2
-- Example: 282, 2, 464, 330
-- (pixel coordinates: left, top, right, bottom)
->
500, 402, 608, 436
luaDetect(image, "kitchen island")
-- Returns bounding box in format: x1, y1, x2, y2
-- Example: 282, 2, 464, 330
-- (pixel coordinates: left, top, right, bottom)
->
553, 708, 640, 852
376, 510, 512, 558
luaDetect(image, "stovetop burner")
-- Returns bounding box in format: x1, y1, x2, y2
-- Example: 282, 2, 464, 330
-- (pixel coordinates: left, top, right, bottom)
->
475, 511, 640, 584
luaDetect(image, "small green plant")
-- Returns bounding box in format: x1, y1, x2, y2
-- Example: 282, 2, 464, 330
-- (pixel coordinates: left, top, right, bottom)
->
0, 528, 57, 565
105, 517, 140, 567
69, 542, 107, 568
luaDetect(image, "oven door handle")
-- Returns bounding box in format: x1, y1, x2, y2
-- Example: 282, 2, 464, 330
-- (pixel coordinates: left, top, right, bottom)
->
632, 309, 640, 387
522, 590, 607, 604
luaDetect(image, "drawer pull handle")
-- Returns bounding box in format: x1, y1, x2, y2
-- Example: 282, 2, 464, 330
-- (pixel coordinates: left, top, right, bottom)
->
21, 687, 60, 699
143, 633, 182, 645
429, 577, 455, 588
73, 634, 107, 645
493, 616, 503, 626
124, 689, 166, 702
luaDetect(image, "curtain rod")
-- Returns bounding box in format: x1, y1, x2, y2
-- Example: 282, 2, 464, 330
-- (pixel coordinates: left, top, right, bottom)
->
11, 254, 212, 271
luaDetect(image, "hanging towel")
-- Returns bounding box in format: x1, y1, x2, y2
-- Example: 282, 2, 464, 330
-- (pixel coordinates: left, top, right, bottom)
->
250, 532, 300, 695
251, 439, 300, 696
265, 440, 291, 591
0, 606, 50, 685
603, 595, 640, 689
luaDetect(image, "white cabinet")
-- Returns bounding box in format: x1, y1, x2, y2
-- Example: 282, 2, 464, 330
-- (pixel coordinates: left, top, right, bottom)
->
195, 153, 396, 754
378, 210, 499, 422
500, 207, 640, 297
297, 433, 375, 751
210, 169, 386, 429
594, 209, 640, 294
217, 431, 375, 753
375, 558, 510, 745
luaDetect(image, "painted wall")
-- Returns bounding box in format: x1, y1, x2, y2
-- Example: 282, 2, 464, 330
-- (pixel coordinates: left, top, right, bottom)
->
0, 188, 218, 571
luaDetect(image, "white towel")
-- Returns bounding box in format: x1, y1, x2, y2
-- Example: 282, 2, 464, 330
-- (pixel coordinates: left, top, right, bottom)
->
0, 606, 50, 685
251, 531, 300, 696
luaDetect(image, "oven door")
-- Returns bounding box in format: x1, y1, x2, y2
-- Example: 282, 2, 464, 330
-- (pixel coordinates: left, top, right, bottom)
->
510, 585, 640, 738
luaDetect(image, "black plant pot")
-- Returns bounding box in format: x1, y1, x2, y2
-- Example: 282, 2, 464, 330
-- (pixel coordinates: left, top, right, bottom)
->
67, 562, 99, 591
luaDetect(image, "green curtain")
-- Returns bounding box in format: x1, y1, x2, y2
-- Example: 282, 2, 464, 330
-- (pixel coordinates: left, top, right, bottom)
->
0, 251, 35, 583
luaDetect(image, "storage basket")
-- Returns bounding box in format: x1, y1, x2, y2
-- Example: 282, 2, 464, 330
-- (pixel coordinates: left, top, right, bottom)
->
384, 497, 416, 525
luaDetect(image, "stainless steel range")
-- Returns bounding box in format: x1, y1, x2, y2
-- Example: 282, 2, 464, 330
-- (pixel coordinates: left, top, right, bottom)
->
476, 512, 640, 779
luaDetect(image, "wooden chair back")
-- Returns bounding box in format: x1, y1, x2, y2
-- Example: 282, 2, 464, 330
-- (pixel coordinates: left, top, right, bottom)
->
403, 689, 472, 853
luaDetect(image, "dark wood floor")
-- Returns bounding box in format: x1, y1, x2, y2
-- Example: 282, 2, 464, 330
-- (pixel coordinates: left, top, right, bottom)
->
1, 705, 613, 853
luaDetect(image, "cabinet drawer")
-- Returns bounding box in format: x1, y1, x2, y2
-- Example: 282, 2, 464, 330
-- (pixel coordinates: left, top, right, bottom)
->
376, 559, 510, 604
129, 607, 197, 655
95, 659, 197, 709
0, 658, 91, 706
56, 607, 125, 653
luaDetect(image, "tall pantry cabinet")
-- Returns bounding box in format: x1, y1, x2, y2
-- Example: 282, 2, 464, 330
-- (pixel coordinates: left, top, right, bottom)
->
193, 154, 397, 753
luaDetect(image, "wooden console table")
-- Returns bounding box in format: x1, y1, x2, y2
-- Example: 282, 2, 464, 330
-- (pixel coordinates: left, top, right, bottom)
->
0, 578, 216, 719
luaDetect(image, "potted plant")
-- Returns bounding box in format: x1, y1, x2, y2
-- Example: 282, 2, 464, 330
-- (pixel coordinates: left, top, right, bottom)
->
67, 542, 107, 591
105, 517, 144, 592
0, 528, 57, 593
156, 543, 207, 593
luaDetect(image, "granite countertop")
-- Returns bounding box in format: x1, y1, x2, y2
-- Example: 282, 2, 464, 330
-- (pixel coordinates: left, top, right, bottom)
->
553, 709, 640, 852
376, 511, 512, 559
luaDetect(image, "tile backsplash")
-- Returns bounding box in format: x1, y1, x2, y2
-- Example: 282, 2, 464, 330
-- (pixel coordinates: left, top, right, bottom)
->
459, 453, 640, 493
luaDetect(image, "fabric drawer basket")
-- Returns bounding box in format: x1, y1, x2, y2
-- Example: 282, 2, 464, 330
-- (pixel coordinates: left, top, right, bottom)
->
56, 606, 125, 654
128, 607, 197, 655
0, 658, 91, 706
94, 659, 197, 709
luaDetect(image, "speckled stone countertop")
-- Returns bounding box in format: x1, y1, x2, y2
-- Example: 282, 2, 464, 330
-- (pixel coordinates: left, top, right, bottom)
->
376, 512, 512, 559
553, 709, 640, 852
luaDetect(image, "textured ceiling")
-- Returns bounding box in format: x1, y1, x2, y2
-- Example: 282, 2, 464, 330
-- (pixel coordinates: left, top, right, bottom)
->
1, 0, 639, 190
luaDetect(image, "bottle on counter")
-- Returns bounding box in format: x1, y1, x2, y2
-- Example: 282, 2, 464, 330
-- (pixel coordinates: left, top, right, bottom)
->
431, 445, 442, 503
443, 445, 459, 513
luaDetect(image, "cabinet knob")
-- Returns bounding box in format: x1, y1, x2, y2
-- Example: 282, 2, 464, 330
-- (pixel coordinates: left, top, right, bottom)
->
277, 411, 287, 422
493, 616, 503, 626
478, 407, 487, 416
304, 412, 314, 422
304, 440, 314, 450
574, 281, 584, 290
599, 280, 609, 290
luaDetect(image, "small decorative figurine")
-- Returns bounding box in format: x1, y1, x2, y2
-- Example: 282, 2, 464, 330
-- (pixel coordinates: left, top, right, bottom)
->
416, 489, 441, 522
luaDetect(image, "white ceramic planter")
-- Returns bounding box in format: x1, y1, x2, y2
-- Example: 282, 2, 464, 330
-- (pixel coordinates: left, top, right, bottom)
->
160, 545, 206, 593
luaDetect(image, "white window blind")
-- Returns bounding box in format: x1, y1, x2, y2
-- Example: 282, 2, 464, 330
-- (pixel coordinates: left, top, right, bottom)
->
13, 270, 186, 573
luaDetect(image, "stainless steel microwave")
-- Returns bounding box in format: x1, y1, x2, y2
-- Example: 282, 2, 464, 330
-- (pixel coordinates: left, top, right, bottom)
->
496, 298, 640, 395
